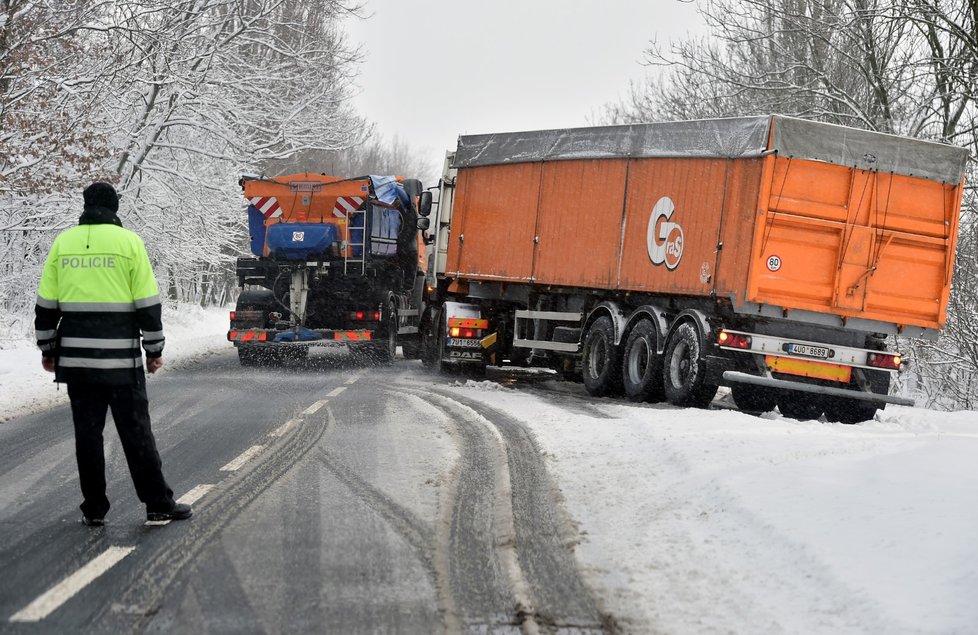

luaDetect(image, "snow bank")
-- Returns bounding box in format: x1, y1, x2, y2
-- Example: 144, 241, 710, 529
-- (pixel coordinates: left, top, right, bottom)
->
0, 304, 230, 423
445, 385, 978, 634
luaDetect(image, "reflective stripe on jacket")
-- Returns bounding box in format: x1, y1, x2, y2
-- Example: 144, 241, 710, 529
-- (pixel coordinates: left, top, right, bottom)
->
34, 223, 164, 385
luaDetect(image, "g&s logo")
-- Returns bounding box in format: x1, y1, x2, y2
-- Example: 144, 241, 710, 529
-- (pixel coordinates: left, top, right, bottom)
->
647, 196, 684, 270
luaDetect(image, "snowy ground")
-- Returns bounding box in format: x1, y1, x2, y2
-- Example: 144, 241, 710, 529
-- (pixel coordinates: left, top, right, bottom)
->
2, 306, 975, 634
0, 304, 231, 423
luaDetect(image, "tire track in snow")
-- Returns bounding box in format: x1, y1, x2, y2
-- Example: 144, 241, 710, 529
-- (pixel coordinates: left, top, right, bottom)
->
399, 384, 615, 634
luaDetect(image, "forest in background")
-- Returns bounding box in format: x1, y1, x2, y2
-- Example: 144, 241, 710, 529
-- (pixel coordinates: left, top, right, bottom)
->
0, 0, 431, 341
2, 0, 975, 409
601, 0, 976, 410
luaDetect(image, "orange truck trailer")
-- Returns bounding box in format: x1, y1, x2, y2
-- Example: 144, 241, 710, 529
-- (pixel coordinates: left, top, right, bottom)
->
421, 115, 969, 422
228, 173, 432, 365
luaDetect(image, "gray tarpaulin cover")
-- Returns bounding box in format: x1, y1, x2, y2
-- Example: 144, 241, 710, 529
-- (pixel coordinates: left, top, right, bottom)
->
453, 115, 969, 184
769, 116, 969, 184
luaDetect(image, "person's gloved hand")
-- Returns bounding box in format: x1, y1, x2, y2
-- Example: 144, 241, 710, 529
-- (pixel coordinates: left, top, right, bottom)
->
41, 357, 55, 373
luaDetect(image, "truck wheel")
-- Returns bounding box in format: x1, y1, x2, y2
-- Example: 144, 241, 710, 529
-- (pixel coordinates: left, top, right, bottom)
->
730, 384, 777, 413
373, 306, 397, 364
236, 289, 275, 313
431, 317, 452, 374
777, 391, 823, 420
582, 316, 623, 397
401, 336, 421, 360
824, 371, 888, 424
662, 321, 718, 407
420, 308, 438, 369
823, 397, 878, 424
622, 319, 665, 402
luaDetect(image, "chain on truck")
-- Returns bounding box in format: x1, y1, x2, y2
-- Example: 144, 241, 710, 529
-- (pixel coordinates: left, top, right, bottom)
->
227, 173, 433, 366
418, 115, 969, 423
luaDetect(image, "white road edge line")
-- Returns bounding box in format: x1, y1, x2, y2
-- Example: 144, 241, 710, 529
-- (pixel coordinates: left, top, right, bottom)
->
220, 445, 263, 472
9, 546, 135, 622
272, 418, 299, 437
326, 386, 346, 397
145, 484, 215, 527
302, 400, 327, 416
178, 484, 214, 506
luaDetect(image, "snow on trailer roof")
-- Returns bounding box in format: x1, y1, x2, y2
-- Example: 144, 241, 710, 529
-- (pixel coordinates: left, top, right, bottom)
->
453, 115, 970, 184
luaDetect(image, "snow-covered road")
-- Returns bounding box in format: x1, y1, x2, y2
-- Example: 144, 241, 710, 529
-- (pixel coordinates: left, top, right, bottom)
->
2, 305, 975, 634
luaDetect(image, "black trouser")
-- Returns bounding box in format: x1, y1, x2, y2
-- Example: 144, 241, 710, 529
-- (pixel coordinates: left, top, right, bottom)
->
67, 382, 174, 518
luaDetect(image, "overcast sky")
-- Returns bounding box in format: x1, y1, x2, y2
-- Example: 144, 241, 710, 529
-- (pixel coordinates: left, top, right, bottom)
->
344, 1, 704, 175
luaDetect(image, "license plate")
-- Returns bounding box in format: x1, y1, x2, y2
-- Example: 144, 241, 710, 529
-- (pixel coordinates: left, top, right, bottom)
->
787, 343, 831, 359
447, 338, 482, 348
765, 355, 851, 383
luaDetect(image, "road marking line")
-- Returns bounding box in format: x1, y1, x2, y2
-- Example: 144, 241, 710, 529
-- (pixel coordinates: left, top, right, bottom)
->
272, 418, 299, 437
326, 387, 346, 397
178, 484, 214, 506
145, 484, 215, 526
344, 375, 361, 385
10, 546, 135, 622
302, 400, 326, 416
220, 445, 263, 472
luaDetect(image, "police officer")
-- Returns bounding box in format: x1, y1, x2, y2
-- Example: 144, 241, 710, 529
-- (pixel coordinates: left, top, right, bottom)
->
34, 182, 191, 526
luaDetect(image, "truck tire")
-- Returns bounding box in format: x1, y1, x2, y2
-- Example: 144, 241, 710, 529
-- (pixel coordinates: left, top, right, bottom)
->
582, 316, 623, 397
663, 321, 718, 407
235, 289, 275, 313
730, 383, 777, 413
823, 397, 878, 424
823, 371, 888, 424
235, 290, 275, 367
420, 308, 437, 369
777, 391, 823, 420
622, 319, 665, 402
374, 306, 398, 364
401, 335, 421, 360
351, 306, 397, 365
428, 316, 451, 374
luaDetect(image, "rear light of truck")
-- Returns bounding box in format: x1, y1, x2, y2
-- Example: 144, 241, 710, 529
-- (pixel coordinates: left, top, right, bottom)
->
718, 330, 751, 349
447, 318, 489, 339
349, 311, 381, 321
229, 311, 236, 321
228, 330, 268, 342
867, 352, 902, 370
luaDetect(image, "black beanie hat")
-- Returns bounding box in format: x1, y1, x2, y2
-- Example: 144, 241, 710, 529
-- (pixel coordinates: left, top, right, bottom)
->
83, 182, 119, 212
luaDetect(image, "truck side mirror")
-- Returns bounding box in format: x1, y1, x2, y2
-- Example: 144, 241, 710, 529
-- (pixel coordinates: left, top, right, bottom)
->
418, 191, 433, 217
417, 217, 431, 231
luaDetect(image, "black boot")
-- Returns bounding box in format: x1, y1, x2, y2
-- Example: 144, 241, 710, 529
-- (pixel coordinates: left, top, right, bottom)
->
146, 502, 192, 522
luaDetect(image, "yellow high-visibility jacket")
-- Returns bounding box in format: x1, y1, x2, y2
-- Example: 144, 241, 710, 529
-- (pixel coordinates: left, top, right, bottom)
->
35, 221, 164, 385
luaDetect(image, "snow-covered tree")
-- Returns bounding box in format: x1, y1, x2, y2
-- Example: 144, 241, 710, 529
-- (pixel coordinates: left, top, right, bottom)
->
96, 0, 367, 305
0, 1, 112, 339
0, 0, 366, 339
266, 133, 438, 190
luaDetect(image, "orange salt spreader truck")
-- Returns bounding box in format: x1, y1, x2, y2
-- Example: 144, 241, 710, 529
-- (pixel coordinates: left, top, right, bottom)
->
228, 173, 432, 365
421, 115, 969, 422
